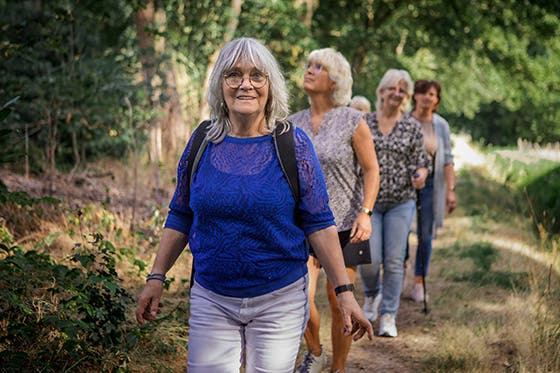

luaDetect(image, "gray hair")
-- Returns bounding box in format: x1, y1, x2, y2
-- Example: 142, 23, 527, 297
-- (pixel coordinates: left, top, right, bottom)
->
350, 95, 371, 113
375, 69, 413, 113
307, 48, 352, 107
206, 37, 290, 142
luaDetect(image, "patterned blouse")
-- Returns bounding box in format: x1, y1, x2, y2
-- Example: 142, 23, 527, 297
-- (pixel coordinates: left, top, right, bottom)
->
366, 112, 431, 205
289, 106, 365, 231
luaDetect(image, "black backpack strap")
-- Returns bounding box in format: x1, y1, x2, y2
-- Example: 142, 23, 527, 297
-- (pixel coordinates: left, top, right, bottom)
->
186, 120, 211, 290
273, 121, 299, 202
186, 120, 212, 188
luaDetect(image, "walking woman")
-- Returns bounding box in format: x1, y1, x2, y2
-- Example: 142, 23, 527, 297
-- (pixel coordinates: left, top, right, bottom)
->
359, 69, 431, 338
407, 79, 457, 302
290, 48, 380, 373
135, 38, 372, 372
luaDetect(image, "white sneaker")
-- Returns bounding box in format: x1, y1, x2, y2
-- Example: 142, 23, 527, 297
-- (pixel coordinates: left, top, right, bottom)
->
362, 293, 382, 323
412, 283, 427, 303
378, 313, 398, 337
295, 347, 327, 373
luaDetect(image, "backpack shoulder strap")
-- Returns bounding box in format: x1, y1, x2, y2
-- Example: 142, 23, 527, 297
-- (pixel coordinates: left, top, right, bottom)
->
186, 120, 212, 188
186, 120, 212, 290
273, 121, 300, 202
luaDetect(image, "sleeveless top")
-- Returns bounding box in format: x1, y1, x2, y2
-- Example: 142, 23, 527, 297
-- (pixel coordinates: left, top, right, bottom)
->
289, 106, 365, 231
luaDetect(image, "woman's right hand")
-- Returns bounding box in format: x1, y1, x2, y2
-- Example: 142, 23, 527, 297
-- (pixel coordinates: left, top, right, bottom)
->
411, 167, 428, 189
135, 280, 165, 324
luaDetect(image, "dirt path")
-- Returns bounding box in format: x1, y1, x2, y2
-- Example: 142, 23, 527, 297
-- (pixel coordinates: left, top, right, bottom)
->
308, 137, 487, 372
309, 237, 445, 373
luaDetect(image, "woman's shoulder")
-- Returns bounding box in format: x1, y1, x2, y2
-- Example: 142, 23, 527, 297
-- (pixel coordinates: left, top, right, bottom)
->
288, 108, 310, 122
433, 113, 451, 130
332, 106, 364, 120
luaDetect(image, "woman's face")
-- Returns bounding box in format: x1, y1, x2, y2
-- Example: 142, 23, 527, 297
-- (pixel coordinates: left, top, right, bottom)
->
222, 60, 269, 120
380, 81, 409, 110
414, 86, 439, 113
303, 60, 335, 95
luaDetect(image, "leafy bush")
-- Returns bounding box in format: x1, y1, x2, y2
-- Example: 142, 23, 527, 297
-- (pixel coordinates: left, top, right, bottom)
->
0, 234, 137, 371
489, 153, 560, 240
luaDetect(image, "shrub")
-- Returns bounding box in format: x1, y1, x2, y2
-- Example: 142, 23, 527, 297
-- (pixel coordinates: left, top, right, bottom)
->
0, 234, 136, 371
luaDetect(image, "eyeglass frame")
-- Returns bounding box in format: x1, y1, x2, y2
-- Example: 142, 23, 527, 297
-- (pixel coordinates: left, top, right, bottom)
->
223, 70, 269, 89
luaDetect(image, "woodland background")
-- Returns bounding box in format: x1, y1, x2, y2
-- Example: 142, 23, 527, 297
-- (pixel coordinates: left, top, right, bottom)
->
1, 0, 559, 372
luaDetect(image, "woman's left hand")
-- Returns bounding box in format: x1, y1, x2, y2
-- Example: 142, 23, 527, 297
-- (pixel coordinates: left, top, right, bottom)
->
350, 213, 372, 243
338, 291, 374, 341
446, 190, 457, 214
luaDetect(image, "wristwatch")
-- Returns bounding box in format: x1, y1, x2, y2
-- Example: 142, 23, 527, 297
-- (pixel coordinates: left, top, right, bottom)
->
334, 283, 355, 295
359, 206, 373, 216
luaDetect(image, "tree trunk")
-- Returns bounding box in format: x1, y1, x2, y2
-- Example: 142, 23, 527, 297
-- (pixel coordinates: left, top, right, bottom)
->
135, 0, 162, 201
135, 0, 188, 200
294, 0, 315, 27
44, 99, 58, 193
198, 0, 243, 123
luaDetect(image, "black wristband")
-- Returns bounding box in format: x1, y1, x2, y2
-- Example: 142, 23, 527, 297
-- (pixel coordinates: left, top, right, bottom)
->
146, 273, 167, 283
334, 283, 355, 296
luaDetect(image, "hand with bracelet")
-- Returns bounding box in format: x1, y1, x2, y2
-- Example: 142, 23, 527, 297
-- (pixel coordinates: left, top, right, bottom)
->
350, 205, 374, 243
308, 226, 374, 341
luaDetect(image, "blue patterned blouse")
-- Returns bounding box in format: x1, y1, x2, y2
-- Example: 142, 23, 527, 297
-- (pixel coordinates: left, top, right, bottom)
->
164, 126, 335, 297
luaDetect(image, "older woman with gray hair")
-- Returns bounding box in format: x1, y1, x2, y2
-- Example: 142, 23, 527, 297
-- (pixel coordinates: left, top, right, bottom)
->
136, 38, 372, 372
290, 48, 380, 373
359, 69, 431, 338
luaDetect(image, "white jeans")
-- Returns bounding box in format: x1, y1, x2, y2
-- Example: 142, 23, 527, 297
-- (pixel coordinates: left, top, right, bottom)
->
187, 276, 309, 372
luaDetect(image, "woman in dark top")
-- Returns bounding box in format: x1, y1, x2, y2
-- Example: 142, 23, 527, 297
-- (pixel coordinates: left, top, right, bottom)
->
359, 69, 430, 338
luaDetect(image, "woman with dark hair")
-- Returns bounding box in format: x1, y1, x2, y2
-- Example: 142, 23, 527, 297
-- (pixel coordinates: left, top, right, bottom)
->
406, 79, 457, 302
135, 38, 372, 372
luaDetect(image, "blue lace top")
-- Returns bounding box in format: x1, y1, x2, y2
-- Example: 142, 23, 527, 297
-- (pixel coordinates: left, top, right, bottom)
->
164, 126, 335, 297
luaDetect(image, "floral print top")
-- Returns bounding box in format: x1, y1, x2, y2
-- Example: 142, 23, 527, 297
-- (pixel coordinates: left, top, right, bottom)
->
366, 112, 431, 205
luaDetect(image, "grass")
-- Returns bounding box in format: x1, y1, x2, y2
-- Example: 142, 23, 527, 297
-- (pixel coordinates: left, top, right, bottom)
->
420, 165, 560, 373
1, 152, 559, 372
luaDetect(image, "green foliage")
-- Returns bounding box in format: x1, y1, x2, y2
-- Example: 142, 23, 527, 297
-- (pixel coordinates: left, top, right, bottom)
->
423, 353, 468, 372
524, 165, 560, 238
0, 97, 23, 166
489, 153, 560, 238
0, 236, 136, 371
443, 242, 530, 291
0, 0, 148, 171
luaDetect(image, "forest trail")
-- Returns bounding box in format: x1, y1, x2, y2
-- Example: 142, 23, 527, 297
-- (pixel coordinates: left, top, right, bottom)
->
2, 134, 556, 372
307, 135, 527, 372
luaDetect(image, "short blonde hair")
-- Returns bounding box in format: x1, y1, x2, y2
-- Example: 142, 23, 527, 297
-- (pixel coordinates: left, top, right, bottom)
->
350, 95, 371, 113
307, 48, 352, 107
375, 69, 413, 113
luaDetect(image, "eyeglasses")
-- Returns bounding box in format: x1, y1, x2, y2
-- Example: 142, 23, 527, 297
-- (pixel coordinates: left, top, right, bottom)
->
385, 86, 408, 95
304, 62, 326, 74
223, 70, 268, 89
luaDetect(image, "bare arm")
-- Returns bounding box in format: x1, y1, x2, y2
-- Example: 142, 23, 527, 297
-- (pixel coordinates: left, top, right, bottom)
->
135, 228, 189, 324
444, 162, 457, 213
351, 119, 380, 242
308, 226, 374, 341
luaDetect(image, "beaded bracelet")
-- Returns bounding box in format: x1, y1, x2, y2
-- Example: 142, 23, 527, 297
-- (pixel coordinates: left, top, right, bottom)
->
146, 273, 167, 283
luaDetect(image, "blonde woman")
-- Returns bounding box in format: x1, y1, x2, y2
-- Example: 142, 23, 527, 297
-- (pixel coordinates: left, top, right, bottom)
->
290, 48, 380, 373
